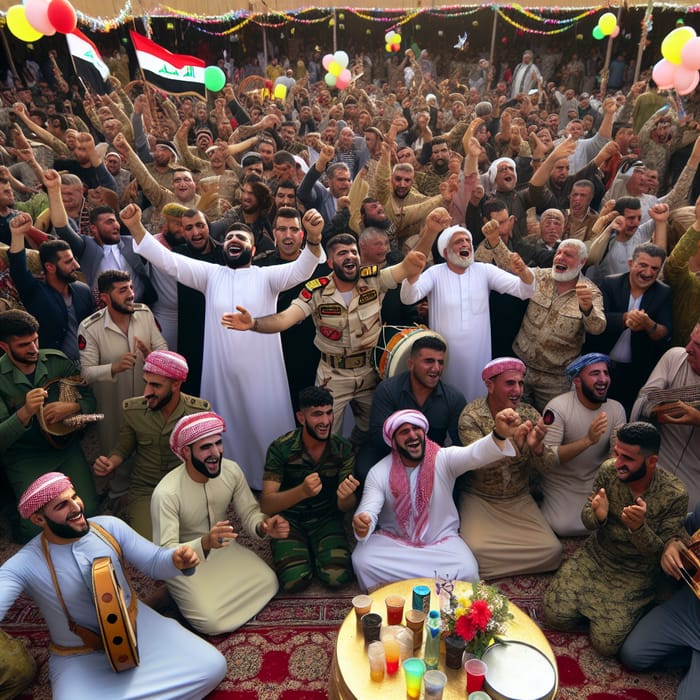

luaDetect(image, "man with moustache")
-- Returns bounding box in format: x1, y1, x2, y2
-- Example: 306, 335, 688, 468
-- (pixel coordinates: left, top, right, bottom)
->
0, 310, 99, 542
584, 243, 672, 415
261, 387, 358, 592
541, 353, 627, 536
400, 209, 535, 402
222, 232, 425, 447
513, 239, 606, 412
351, 407, 527, 591
543, 422, 687, 656
457, 357, 562, 579
92, 350, 210, 539
78, 270, 167, 462
151, 412, 288, 632
414, 138, 452, 197
0, 472, 227, 698
121, 203, 326, 491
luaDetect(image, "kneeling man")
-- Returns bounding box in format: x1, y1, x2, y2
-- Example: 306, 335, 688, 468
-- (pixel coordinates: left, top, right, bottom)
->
543, 422, 688, 656
351, 407, 525, 591
151, 412, 289, 634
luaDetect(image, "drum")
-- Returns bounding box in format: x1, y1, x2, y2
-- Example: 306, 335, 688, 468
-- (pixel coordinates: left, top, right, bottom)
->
482, 641, 556, 700
371, 325, 446, 380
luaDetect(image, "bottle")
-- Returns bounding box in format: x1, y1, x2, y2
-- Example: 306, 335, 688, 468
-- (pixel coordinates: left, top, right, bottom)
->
423, 610, 441, 670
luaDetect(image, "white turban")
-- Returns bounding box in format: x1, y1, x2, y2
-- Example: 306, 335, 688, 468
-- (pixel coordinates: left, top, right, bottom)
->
383, 409, 429, 447
487, 157, 517, 188
437, 225, 472, 257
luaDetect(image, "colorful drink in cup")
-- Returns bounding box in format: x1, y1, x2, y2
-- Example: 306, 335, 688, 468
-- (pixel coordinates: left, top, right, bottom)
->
384, 637, 400, 675
465, 658, 488, 693
402, 657, 426, 700
385, 594, 405, 625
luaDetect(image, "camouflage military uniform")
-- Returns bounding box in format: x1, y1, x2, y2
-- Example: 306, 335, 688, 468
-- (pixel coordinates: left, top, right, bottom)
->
263, 428, 355, 592
543, 460, 687, 656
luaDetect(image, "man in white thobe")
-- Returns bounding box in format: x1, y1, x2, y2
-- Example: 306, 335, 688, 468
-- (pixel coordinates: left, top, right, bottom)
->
119, 204, 326, 490
151, 412, 289, 634
351, 407, 529, 592
400, 217, 536, 402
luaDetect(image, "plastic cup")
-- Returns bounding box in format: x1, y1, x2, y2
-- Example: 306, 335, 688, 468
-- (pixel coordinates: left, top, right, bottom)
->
385, 594, 405, 625
352, 594, 372, 622
404, 609, 425, 649
367, 641, 385, 682
384, 637, 400, 675
402, 657, 426, 700
465, 658, 488, 693
468, 693, 492, 700
361, 612, 383, 645
424, 670, 448, 700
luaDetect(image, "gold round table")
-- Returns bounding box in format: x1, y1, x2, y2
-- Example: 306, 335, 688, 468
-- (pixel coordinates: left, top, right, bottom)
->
329, 578, 558, 700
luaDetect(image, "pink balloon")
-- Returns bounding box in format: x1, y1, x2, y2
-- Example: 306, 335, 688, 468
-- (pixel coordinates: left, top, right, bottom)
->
335, 78, 350, 90
47, 0, 76, 33
674, 65, 700, 95
611, 26, 620, 38
681, 37, 700, 72
322, 54, 333, 71
339, 68, 352, 83
25, 0, 56, 35
652, 59, 677, 90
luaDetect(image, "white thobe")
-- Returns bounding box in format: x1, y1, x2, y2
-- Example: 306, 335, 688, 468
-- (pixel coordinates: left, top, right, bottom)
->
151, 459, 278, 634
134, 234, 326, 488
400, 263, 535, 402
0, 516, 226, 699
351, 434, 515, 591
632, 348, 700, 506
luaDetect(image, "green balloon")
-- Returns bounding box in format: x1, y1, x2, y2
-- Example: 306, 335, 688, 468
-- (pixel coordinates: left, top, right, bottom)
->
204, 66, 226, 92
592, 26, 605, 40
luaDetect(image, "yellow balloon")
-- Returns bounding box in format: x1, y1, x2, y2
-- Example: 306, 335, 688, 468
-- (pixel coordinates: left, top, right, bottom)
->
7, 5, 44, 43
662, 26, 697, 65
329, 61, 342, 77
273, 84, 287, 100
598, 12, 617, 36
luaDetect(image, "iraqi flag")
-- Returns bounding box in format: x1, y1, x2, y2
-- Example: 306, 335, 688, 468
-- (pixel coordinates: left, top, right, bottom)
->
130, 31, 206, 98
66, 29, 111, 95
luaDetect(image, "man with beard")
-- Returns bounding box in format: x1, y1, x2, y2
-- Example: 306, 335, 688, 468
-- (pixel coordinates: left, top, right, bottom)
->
145, 139, 178, 190
400, 209, 535, 403
261, 387, 358, 592
0, 310, 98, 542
584, 243, 672, 415
0, 472, 227, 698
78, 270, 167, 462
93, 350, 210, 539
351, 407, 526, 591
544, 422, 687, 656
540, 353, 626, 536
8, 214, 94, 361
414, 138, 452, 197
457, 357, 562, 579
151, 412, 288, 632
632, 320, 700, 506
513, 239, 606, 411
222, 233, 425, 448
121, 203, 326, 491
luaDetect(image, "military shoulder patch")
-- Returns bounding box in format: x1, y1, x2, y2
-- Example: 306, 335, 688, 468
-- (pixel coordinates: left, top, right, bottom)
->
78, 334, 87, 351
360, 265, 379, 278
300, 276, 330, 301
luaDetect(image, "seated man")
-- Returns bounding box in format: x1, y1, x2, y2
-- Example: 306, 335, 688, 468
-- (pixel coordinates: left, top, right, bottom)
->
457, 357, 562, 580
543, 422, 688, 656
620, 501, 700, 700
0, 472, 227, 698
355, 335, 466, 482
541, 353, 626, 536
151, 412, 288, 634
261, 387, 359, 592
351, 407, 527, 592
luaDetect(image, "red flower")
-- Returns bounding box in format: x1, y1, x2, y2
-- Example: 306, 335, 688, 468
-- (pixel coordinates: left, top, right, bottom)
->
455, 614, 477, 641
469, 600, 492, 632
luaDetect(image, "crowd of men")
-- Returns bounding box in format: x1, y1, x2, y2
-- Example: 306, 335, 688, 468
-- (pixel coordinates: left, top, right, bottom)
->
1, 38, 700, 698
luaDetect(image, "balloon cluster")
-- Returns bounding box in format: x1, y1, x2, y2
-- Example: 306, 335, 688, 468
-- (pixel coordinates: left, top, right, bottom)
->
653, 26, 700, 96
7, 0, 77, 42
322, 50, 351, 90
592, 12, 619, 41
385, 31, 401, 53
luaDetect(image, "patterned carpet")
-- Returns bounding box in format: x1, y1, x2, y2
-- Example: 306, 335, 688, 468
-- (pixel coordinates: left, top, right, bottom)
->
0, 515, 685, 699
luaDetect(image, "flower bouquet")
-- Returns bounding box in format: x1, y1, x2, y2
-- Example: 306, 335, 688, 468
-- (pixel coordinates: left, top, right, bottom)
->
440, 581, 513, 659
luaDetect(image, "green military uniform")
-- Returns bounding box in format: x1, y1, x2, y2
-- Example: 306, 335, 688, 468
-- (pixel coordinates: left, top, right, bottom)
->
543, 460, 688, 656
263, 428, 355, 592
0, 349, 98, 542
291, 266, 396, 437
111, 393, 210, 539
